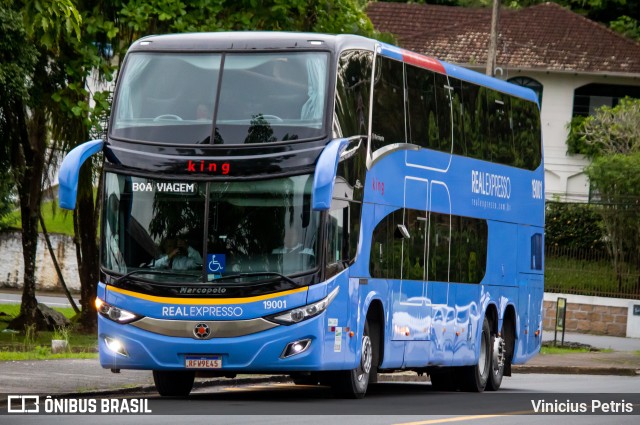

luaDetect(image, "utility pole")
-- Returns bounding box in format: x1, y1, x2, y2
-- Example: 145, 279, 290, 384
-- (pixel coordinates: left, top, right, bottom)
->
486, 0, 500, 76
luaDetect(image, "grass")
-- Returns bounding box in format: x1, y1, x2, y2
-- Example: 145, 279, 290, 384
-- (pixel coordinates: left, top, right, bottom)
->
540, 345, 591, 355
1, 199, 75, 235
0, 303, 97, 361
0, 351, 97, 361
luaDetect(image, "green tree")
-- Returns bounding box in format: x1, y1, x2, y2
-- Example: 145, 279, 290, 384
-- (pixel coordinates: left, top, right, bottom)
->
569, 98, 640, 158
572, 99, 640, 290
0, 1, 35, 231
0, 0, 80, 330
586, 154, 640, 288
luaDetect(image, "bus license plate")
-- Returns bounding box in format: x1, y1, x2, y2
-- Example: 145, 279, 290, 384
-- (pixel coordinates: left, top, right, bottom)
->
185, 355, 222, 369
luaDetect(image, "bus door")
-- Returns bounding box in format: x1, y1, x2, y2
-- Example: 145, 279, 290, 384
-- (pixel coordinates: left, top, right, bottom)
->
394, 178, 429, 367
394, 177, 430, 344
427, 181, 453, 363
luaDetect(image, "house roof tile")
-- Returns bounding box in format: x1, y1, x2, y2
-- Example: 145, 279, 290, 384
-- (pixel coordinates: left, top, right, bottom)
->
367, 2, 640, 75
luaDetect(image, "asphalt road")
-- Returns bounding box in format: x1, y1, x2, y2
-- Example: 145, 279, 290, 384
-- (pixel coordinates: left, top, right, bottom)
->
3, 374, 639, 424
0, 291, 80, 309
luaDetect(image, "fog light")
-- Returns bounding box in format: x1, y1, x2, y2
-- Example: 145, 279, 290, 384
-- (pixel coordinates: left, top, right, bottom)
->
281, 339, 311, 358
104, 336, 128, 357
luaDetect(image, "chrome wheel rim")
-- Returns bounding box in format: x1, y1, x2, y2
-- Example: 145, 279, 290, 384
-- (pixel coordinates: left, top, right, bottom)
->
357, 335, 372, 382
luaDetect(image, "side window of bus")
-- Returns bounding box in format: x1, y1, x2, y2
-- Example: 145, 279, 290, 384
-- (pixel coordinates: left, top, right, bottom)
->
334, 50, 373, 138
428, 212, 450, 282
459, 81, 482, 160
433, 73, 453, 153
448, 78, 464, 156
405, 64, 438, 148
326, 198, 363, 278
326, 207, 347, 276
459, 81, 540, 170
477, 87, 492, 161
488, 90, 514, 165
371, 56, 405, 152
512, 98, 542, 170
402, 209, 427, 281
369, 209, 403, 279
449, 216, 488, 284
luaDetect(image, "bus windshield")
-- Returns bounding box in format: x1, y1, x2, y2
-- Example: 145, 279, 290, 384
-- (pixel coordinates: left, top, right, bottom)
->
102, 173, 320, 284
111, 52, 329, 144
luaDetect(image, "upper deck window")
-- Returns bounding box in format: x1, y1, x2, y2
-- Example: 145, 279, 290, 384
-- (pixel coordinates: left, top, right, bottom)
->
111, 52, 329, 145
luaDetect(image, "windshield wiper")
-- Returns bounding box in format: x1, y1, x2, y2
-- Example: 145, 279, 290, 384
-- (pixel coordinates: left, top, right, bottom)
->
209, 272, 300, 286
112, 269, 197, 284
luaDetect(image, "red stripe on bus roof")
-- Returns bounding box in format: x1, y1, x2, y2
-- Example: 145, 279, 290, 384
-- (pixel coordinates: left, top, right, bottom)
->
402, 51, 445, 74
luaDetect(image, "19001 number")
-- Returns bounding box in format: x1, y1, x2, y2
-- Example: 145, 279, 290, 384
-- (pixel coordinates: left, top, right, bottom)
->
263, 300, 287, 310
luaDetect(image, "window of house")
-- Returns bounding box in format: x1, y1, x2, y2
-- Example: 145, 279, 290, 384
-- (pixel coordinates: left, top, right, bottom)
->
572, 83, 640, 117
508, 76, 543, 105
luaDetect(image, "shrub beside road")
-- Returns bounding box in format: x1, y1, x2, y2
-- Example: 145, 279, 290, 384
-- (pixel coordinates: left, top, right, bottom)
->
0, 303, 97, 361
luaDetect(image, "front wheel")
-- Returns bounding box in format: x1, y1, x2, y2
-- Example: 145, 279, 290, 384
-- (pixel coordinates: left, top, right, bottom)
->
153, 370, 195, 396
460, 317, 491, 392
331, 321, 372, 399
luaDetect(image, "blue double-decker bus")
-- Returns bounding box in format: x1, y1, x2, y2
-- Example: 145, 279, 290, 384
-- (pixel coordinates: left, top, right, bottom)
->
59, 32, 544, 398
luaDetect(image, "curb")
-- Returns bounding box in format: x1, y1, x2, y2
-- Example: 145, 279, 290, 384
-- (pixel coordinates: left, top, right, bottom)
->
512, 366, 640, 376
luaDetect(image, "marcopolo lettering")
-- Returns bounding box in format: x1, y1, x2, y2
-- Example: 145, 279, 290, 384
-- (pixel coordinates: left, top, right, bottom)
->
179, 287, 227, 295
471, 170, 511, 199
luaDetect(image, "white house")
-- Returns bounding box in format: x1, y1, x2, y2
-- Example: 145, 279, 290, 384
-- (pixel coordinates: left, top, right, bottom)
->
367, 1, 640, 202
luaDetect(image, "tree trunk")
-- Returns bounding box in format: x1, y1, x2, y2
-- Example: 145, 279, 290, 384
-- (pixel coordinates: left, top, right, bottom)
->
10, 79, 47, 330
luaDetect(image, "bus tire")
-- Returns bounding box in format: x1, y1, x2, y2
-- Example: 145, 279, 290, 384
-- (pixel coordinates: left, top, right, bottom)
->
153, 370, 195, 396
460, 317, 491, 392
486, 328, 506, 391
331, 321, 372, 399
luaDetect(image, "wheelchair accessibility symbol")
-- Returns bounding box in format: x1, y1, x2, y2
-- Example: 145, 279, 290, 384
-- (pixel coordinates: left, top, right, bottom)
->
207, 254, 226, 273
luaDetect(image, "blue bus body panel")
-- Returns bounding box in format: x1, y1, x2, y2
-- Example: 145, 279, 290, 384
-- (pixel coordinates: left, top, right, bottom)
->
365, 151, 544, 227
359, 145, 544, 367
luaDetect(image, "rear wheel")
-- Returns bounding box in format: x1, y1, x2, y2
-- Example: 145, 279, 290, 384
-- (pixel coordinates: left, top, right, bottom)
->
486, 330, 505, 391
153, 370, 195, 396
331, 321, 372, 399
460, 317, 491, 392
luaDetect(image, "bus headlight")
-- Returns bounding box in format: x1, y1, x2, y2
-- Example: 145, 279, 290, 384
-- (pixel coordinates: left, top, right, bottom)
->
267, 287, 339, 325
95, 298, 141, 324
